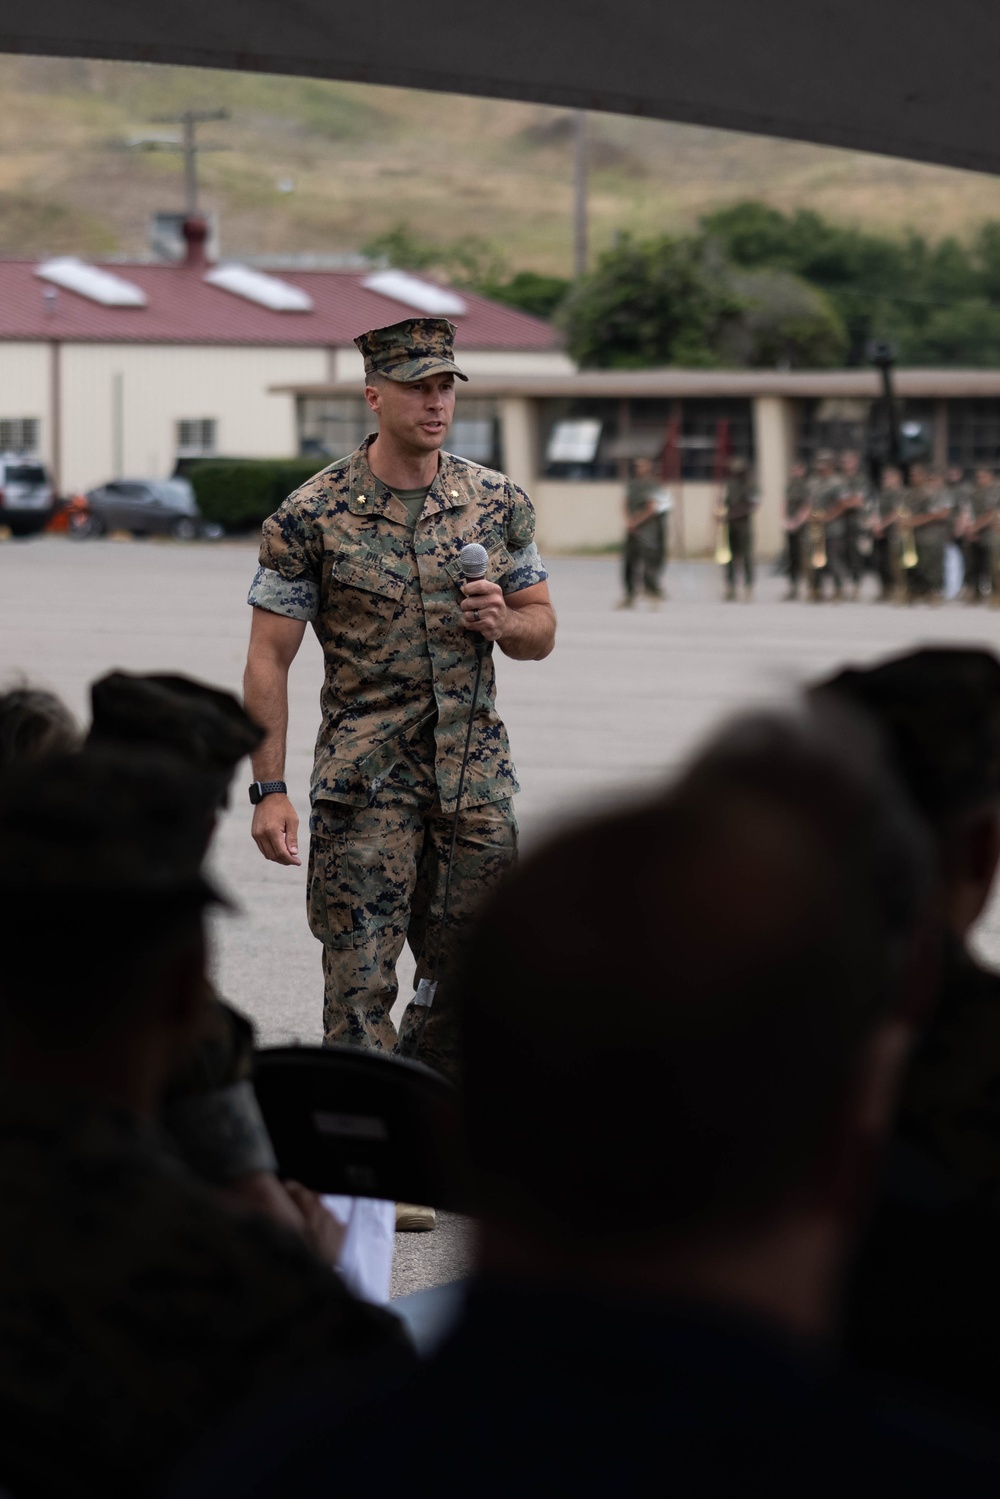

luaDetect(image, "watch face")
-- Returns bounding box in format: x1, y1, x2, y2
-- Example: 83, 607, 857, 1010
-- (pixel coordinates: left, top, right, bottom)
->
249, 782, 261, 805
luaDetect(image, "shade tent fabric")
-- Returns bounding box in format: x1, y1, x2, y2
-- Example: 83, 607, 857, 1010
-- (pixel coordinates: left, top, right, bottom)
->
4, 1, 1000, 177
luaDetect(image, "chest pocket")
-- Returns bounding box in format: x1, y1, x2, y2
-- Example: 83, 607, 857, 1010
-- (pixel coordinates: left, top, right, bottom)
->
323, 545, 411, 660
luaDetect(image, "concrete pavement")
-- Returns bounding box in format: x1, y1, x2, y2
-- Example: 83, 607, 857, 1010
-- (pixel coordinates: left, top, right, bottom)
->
5, 534, 1000, 1293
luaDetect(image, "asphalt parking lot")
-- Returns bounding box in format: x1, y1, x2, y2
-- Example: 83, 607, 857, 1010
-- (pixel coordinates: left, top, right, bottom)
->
5, 534, 1000, 1292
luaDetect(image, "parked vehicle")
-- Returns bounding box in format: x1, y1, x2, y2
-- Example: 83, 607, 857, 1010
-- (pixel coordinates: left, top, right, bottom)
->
0, 455, 54, 535
69, 478, 211, 540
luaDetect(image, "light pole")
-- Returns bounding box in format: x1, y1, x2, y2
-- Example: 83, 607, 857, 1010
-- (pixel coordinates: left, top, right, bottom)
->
573, 109, 588, 279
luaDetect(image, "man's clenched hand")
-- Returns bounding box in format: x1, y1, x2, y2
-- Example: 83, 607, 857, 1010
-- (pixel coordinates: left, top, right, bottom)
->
461, 579, 508, 643
251, 793, 301, 866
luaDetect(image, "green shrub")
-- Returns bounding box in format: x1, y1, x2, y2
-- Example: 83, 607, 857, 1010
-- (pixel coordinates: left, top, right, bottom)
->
187, 458, 323, 532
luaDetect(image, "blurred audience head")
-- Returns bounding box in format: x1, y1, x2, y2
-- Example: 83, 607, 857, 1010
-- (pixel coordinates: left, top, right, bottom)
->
88, 671, 263, 810
458, 705, 933, 1330
632, 457, 654, 479
0, 748, 222, 1108
840, 449, 861, 475
0, 683, 79, 768
882, 465, 902, 489
813, 647, 1000, 939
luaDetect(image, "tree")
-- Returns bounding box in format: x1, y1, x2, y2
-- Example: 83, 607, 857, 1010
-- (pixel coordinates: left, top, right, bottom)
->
561, 233, 740, 368
720, 268, 849, 368
480, 270, 571, 320
361, 222, 508, 292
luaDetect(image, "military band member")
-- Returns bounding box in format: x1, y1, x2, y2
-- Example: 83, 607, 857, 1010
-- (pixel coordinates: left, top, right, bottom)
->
907, 464, 953, 603
619, 456, 667, 607
805, 450, 845, 602
871, 465, 903, 602
783, 460, 810, 601
960, 467, 999, 604
717, 455, 758, 601
839, 450, 869, 600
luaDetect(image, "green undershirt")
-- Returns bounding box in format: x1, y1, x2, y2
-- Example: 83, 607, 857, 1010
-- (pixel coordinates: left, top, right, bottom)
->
390, 484, 432, 528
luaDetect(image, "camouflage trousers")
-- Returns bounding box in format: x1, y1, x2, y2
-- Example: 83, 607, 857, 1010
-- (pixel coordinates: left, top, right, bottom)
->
307, 747, 517, 1081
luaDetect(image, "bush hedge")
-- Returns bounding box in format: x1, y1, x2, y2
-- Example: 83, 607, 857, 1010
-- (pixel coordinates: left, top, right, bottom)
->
186, 457, 323, 532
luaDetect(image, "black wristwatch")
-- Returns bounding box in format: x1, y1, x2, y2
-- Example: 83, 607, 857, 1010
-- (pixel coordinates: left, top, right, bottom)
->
248, 780, 288, 805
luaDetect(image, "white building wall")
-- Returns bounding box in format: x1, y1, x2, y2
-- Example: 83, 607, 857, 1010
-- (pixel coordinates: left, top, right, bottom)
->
533, 480, 720, 556
0, 342, 51, 457
58, 344, 329, 493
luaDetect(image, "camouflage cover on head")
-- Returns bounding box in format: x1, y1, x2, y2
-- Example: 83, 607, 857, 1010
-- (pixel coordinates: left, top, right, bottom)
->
812, 647, 1000, 822
354, 317, 469, 383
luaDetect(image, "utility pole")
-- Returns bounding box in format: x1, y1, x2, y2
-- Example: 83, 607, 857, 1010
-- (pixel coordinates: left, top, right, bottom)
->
129, 108, 229, 216
573, 109, 588, 279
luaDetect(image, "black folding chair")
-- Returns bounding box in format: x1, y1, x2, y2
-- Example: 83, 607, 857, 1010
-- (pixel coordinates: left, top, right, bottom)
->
253, 1045, 468, 1212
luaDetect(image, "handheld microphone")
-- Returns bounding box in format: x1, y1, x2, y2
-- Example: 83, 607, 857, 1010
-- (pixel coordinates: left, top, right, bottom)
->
459, 542, 488, 580
459, 542, 490, 657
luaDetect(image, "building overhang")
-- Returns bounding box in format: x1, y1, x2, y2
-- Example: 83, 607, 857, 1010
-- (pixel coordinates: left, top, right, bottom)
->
273, 369, 1000, 402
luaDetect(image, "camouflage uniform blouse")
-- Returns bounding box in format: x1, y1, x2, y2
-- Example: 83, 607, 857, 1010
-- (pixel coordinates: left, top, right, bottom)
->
249, 437, 548, 815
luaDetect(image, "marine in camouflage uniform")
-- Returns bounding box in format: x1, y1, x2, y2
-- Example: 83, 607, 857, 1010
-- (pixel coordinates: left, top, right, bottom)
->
961, 467, 1000, 603
906, 466, 953, 601
718, 456, 757, 600
804, 452, 845, 601
620, 456, 666, 605
838, 450, 870, 597
782, 461, 809, 600
247, 319, 553, 1079
871, 465, 903, 601
814, 648, 1000, 1416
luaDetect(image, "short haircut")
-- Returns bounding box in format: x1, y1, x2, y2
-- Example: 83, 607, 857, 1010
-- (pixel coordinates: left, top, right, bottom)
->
0, 748, 221, 1046
0, 685, 79, 768
458, 706, 931, 1251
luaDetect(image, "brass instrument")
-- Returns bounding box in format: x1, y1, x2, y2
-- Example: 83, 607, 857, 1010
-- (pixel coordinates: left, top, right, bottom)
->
714, 511, 732, 566
807, 510, 827, 571
897, 501, 918, 570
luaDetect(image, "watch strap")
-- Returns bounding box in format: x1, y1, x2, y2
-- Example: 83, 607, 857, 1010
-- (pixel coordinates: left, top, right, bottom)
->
249, 780, 288, 805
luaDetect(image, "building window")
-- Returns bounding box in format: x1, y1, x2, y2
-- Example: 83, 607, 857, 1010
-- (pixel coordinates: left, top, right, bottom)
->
678, 400, 754, 481
0, 418, 39, 453
540, 398, 753, 481
176, 419, 217, 457
947, 400, 1000, 470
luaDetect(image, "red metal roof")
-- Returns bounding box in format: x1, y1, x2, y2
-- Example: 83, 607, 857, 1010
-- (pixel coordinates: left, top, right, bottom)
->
0, 259, 559, 350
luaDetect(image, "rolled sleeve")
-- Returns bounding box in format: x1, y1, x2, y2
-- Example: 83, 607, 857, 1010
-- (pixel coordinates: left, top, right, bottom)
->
502, 541, 549, 595
248, 564, 319, 622
503, 481, 548, 594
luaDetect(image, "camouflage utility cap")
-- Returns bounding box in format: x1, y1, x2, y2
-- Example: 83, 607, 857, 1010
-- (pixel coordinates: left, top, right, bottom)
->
355, 317, 469, 384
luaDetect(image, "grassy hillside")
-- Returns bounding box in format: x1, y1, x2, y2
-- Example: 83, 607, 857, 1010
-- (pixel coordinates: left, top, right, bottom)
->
3, 54, 1000, 272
